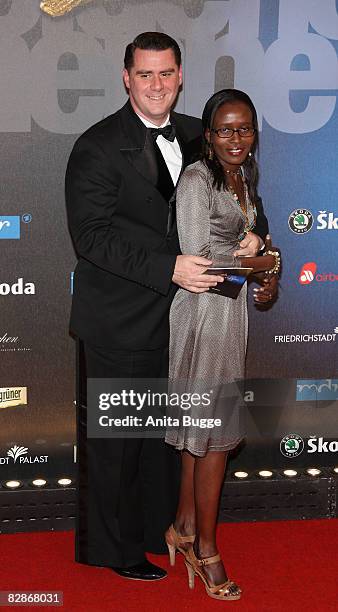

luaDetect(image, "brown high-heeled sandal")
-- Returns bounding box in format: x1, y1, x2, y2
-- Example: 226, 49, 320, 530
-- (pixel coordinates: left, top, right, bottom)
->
165, 524, 195, 566
184, 547, 242, 601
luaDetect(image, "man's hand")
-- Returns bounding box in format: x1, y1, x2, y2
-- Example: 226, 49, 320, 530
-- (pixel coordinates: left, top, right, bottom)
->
172, 255, 224, 293
234, 231, 263, 257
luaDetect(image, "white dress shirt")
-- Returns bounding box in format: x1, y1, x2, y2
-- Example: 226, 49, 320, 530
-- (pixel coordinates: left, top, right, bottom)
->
138, 114, 182, 186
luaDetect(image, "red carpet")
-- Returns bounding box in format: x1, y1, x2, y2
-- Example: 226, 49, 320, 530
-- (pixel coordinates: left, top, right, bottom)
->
1, 520, 337, 611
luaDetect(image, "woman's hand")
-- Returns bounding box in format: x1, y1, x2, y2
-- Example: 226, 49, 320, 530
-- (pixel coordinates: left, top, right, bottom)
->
253, 273, 278, 304
237, 234, 281, 275
234, 231, 263, 257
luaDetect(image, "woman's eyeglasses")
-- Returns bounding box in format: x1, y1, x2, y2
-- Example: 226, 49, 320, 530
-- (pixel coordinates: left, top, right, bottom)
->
211, 127, 256, 138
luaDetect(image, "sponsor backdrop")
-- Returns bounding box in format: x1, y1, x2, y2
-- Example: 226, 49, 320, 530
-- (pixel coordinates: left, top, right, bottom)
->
1, 0, 337, 488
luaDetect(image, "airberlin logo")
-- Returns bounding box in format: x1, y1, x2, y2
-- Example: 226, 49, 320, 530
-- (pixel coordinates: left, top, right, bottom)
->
299, 262, 317, 284
299, 263, 338, 285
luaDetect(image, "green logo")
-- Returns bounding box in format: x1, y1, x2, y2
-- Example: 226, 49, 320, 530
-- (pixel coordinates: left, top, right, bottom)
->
288, 209, 313, 234
280, 434, 304, 458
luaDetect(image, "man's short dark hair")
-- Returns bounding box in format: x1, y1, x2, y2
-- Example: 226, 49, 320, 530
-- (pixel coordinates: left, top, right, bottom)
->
124, 32, 181, 71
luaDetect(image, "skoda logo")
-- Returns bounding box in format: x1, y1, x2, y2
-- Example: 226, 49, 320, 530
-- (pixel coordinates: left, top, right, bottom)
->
280, 434, 304, 458
288, 209, 313, 234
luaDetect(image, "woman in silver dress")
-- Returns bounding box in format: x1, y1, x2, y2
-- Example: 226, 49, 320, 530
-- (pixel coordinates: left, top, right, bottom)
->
165, 89, 279, 601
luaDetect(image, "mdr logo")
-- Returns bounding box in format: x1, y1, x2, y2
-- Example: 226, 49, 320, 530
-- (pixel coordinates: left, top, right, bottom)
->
0, 214, 32, 239
0, 216, 20, 239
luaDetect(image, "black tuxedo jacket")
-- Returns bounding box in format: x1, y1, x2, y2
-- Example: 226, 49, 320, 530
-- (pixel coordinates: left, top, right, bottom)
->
66, 101, 268, 350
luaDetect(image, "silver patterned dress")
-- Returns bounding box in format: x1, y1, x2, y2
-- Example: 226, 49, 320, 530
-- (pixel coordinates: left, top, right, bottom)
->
165, 160, 256, 457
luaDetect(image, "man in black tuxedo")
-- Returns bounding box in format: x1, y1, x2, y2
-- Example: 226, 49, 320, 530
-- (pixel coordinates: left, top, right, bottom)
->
66, 32, 268, 581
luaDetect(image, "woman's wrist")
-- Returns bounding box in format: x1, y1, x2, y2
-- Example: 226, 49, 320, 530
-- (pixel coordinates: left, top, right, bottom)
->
263, 249, 281, 275
236, 254, 275, 274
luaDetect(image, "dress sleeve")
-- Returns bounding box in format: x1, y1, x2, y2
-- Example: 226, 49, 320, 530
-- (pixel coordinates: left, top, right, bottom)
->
175, 166, 213, 259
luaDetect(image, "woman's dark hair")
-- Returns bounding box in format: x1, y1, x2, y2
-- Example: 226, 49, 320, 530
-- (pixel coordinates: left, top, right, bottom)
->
201, 89, 259, 203
124, 32, 181, 71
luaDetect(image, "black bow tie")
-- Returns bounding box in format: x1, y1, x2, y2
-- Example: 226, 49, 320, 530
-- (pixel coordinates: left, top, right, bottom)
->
150, 124, 176, 142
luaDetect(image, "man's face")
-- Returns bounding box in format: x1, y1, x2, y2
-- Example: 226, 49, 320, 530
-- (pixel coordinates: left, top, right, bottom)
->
123, 48, 182, 125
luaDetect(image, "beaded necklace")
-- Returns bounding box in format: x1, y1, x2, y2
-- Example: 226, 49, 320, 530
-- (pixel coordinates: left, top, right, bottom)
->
227, 170, 256, 240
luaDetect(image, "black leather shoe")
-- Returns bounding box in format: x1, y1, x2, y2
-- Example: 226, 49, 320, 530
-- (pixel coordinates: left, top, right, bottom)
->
111, 560, 167, 581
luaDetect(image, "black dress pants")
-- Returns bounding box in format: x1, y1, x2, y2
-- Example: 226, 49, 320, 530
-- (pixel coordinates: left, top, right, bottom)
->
75, 339, 180, 568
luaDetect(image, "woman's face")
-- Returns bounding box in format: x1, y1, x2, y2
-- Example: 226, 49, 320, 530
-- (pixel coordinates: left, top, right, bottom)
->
206, 100, 256, 170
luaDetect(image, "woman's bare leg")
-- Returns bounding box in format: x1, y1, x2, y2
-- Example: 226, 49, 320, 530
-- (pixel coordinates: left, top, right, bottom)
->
193, 450, 229, 585
173, 450, 196, 537
172, 448, 234, 587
